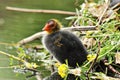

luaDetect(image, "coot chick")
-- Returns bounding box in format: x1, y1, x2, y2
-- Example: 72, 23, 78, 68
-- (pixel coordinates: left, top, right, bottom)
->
42, 19, 88, 68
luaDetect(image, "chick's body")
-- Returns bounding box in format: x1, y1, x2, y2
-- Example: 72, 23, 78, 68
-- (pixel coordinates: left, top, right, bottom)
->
43, 30, 87, 67
42, 19, 88, 68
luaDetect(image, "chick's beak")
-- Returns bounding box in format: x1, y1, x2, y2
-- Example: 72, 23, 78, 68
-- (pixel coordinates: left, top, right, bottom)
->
42, 23, 50, 31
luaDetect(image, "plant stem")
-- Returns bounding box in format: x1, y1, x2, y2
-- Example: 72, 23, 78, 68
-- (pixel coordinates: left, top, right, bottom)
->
98, 43, 120, 59
0, 51, 25, 62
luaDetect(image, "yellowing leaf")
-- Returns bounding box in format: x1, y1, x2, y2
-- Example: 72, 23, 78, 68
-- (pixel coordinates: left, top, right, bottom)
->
87, 54, 97, 61
115, 52, 120, 64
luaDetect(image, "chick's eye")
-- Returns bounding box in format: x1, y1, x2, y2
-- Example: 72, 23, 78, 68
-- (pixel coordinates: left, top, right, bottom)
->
48, 20, 56, 27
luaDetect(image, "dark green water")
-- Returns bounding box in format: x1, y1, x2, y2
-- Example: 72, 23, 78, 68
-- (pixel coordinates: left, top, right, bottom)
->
0, 0, 83, 79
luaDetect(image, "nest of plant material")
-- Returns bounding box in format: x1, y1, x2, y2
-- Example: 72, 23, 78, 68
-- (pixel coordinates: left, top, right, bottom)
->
0, 0, 119, 80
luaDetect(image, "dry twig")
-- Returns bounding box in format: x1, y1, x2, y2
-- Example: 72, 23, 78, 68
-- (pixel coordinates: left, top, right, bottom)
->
6, 6, 76, 15
103, 59, 120, 76
96, 3, 109, 26
26, 68, 42, 80
18, 26, 96, 45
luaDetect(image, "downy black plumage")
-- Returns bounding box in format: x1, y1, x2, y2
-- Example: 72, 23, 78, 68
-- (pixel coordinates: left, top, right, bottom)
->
42, 19, 88, 68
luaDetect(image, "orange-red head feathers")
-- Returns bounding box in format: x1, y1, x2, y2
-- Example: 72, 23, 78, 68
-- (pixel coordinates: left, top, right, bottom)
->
42, 19, 62, 33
